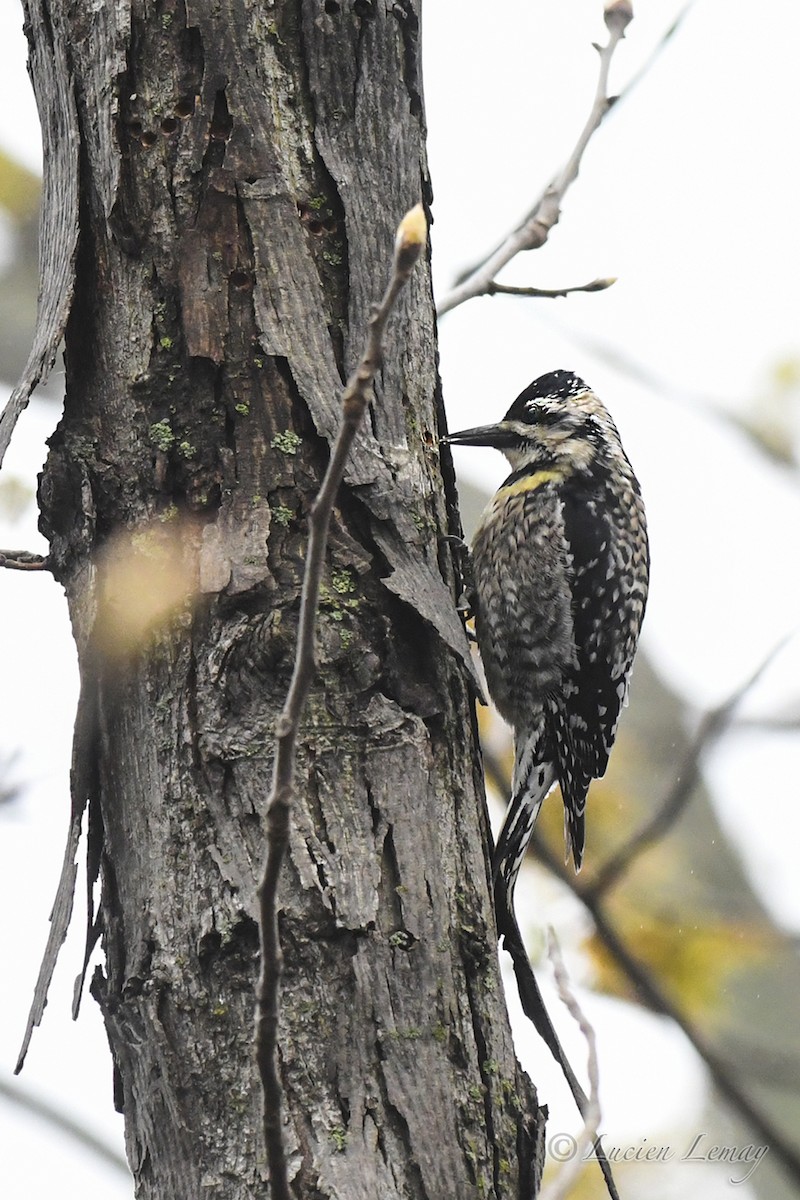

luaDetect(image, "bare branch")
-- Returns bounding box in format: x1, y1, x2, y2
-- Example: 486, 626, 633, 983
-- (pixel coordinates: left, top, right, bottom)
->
443, 2, 695, 303
437, 8, 631, 317
254, 205, 427, 1200
539, 931, 601, 1200
615, 1, 695, 102
526, 308, 796, 468
486, 277, 616, 300
0, 549, 49, 571
588, 636, 792, 898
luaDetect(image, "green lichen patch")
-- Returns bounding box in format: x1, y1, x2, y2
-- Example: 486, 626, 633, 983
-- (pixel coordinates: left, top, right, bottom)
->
271, 429, 302, 455
320, 568, 360, 623
271, 504, 293, 527
331, 567, 356, 595
385, 1026, 423, 1042
329, 1126, 347, 1153
149, 420, 175, 452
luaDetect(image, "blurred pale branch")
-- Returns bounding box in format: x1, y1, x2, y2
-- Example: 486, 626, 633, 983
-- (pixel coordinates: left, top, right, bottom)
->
734, 713, 800, 734
439, 3, 695, 316
0, 750, 20, 806
0, 1073, 129, 1176
535, 312, 800, 471
587, 637, 792, 898
538, 932, 601, 1200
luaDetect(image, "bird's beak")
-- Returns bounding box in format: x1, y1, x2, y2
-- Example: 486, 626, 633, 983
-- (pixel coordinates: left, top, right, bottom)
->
442, 421, 517, 449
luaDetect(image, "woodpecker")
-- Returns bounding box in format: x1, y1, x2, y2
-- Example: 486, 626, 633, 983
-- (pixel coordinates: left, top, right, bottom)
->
446, 369, 649, 914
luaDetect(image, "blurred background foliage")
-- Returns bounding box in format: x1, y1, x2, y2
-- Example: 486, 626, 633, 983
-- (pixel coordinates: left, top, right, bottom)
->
0, 148, 39, 383
0, 147, 40, 531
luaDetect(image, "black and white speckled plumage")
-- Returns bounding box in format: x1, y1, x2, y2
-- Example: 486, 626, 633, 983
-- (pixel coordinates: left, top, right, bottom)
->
447, 369, 649, 904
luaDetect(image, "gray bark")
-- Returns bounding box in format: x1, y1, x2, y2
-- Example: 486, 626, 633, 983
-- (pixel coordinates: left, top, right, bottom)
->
20, 1, 544, 1197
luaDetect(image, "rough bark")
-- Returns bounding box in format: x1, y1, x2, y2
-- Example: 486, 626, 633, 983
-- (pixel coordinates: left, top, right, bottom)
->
25, 1, 544, 1196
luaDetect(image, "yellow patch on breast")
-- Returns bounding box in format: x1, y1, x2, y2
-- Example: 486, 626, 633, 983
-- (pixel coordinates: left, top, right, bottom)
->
495, 469, 565, 501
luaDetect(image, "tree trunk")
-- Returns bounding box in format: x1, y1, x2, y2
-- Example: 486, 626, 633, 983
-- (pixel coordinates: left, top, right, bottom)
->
26, 0, 544, 1195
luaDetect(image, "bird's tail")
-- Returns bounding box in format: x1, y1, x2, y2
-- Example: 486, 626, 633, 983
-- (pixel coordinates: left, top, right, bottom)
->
544, 700, 595, 870
492, 728, 556, 911
491, 741, 558, 1077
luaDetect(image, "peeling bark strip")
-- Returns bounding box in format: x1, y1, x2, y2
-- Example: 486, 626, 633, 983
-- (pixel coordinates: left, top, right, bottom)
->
0, 0, 79, 467
23, 2, 543, 1197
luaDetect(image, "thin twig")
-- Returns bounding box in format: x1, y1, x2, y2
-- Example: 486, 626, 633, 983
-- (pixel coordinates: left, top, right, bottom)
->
0, 549, 49, 571
444, 2, 695, 300
611, 0, 695, 103
486, 277, 616, 300
588, 636, 792, 898
539, 931, 601, 1200
531, 833, 800, 1191
254, 205, 427, 1200
437, 4, 632, 317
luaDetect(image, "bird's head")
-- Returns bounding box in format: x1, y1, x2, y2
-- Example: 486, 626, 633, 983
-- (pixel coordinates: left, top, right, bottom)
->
443, 370, 618, 474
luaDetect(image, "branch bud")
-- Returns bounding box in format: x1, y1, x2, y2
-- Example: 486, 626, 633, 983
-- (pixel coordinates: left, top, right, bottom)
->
604, 0, 633, 35
394, 203, 428, 272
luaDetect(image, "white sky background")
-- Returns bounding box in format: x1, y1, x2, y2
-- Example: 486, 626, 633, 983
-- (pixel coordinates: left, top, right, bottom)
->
0, 1, 798, 1197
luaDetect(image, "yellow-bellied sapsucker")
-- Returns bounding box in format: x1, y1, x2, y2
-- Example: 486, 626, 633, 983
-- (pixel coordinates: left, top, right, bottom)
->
446, 369, 649, 918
